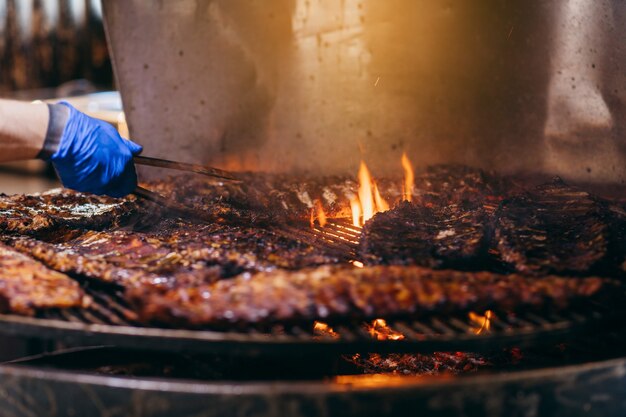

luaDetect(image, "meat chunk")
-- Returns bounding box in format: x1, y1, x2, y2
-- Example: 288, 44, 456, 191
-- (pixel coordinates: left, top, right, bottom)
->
495, 178, 608, 275
126, 265, 608, 327
359, 201, 489, 269
0, 188, 138, 237
0, 243, 88, 315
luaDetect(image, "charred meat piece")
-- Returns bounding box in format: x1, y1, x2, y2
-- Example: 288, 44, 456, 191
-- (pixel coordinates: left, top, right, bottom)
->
412, 164, 516, 208
495, 178, 608, 275
0, 243, 89, 315
126, 265, 607, 327
9, 219, 339, 288
0, 188, 137, 237
359, 201, 489, 268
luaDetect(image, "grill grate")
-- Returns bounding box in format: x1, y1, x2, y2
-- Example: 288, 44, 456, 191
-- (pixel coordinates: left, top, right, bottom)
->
0, 219, 623, 355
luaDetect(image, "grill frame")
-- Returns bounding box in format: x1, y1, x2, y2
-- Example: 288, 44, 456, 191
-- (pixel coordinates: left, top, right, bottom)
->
0, 287, 621, 355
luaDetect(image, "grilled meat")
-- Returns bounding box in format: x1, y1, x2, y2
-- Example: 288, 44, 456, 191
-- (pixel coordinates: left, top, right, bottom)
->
145, 173, 357, 225
144, 165, 512, 226
359, 201, 489, 268
126, 265, 607, 327
0, 188, 137, 237
9, 219, 339, 288
0, 243, 88, 315
411, 164, 515, 207
495, 178, 608, 275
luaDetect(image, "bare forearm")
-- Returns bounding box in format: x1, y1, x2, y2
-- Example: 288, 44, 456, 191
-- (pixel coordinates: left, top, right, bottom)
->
0, 99, 49, 161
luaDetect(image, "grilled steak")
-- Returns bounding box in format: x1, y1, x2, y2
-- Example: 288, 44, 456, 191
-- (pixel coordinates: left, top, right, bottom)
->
0, 188, 137, 237
0, 243, 89, 315
359, 201, 489, 268
495, 178, 608, 275
126, 265, 607, 327
9, 219, 339, 288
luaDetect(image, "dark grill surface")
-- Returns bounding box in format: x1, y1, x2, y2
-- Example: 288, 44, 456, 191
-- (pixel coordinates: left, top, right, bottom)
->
0, 219, 622, 355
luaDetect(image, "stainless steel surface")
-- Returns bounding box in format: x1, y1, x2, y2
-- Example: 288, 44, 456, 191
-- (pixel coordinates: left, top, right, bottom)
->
103, 1, 626, 183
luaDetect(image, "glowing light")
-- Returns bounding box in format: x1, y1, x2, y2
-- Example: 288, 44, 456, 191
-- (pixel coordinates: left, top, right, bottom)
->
469, 310, 494, 335
401, 152, 414, 202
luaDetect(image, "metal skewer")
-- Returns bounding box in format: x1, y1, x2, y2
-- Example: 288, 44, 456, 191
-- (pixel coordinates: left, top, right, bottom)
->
134, 155, 241, 182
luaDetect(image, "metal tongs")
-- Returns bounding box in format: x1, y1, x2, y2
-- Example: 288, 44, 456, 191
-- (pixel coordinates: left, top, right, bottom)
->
134, 155, 240, 182
132, 155, 241, 217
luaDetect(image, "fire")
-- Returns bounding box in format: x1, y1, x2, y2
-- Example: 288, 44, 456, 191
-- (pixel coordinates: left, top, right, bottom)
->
366, 318, 405, 341
358, 161, 375, 222
401, 152, 414, 202
315, 200, 327, 227
351, 260, 364, 268
310, 200, 328, 228
351, 161, 390, 227
313, 321, 339, 339
350, 197, 361, 227
373, 183, 390, 212
469, 310, 494, 335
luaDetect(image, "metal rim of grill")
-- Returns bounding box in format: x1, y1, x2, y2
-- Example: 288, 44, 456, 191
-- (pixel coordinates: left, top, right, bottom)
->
0, 218, 623, 355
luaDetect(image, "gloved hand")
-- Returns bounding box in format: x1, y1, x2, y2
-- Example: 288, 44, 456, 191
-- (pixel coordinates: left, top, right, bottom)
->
43, 102, 142, 198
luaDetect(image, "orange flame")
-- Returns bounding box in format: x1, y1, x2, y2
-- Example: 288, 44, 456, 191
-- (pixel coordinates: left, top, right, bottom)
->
313, 321, 339, 338
373, 182, 390, 212
315, 200, 327, 227
351, 161, 390, 227
350, 197, 361, 227
366, 318, 405, 341
469, 310, 494, 335
358, 161, 375, 223
401, 152, 414, 202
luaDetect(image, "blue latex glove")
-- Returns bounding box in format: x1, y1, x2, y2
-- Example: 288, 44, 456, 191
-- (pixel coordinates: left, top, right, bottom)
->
49, 102, 142, 198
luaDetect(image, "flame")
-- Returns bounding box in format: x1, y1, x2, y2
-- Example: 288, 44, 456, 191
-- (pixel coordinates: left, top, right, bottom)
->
401, 152, 414, 202
366, 318, 405, 341
315, 200, 327, 227
358, 161, 375, 223
350, 197, 361, 227
373, 182, 390, 212
351, 161, 390, 227
469, 310, 494, 335
351, 260, 364, 268
313, 321, 339, 338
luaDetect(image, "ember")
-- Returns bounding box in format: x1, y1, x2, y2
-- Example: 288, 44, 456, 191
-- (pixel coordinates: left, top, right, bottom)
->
366, 319, 405, 341
313, 321, 339, 339
469, 310, 494, 335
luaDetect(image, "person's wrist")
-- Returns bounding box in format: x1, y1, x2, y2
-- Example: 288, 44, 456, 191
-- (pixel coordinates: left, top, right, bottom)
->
37, 103, 70, 160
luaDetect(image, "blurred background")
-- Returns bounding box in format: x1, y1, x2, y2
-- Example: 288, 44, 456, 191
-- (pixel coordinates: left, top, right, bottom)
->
0, 0, 115, 195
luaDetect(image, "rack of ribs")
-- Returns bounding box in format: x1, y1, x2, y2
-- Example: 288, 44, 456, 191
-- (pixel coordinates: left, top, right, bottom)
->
9, 218, 340, 289
0, 188, 138, 237
126, 265, 608, 327
0, 243, 89, 314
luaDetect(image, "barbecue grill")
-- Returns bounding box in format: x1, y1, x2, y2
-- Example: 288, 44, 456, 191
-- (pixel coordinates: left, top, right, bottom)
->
3, 1, 626, 417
